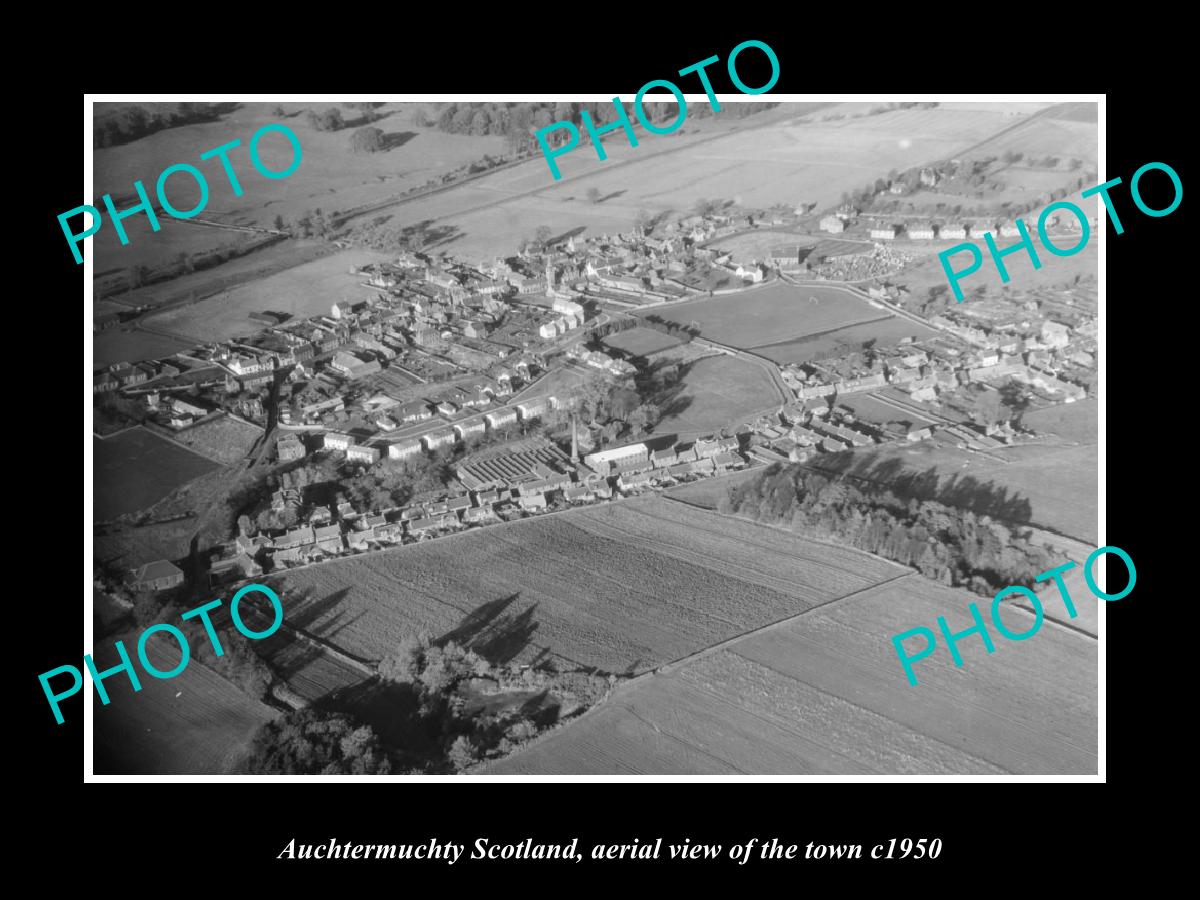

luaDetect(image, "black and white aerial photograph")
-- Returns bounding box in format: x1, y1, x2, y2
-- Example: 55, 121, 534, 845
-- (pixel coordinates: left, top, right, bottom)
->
85, 96, 1101, 778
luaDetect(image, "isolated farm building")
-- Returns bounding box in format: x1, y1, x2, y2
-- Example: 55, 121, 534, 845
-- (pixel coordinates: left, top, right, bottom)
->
389, 440, 423, 461
907, 224, 936, 240
422, 429, 456, 451
276, 435, 306, 461
870, 223, 899, 240
819, 216, 845, 234
323, 431, 355, 452
129, 560, 184, 592
347, 445, 381, 465
941, 223, 967, 240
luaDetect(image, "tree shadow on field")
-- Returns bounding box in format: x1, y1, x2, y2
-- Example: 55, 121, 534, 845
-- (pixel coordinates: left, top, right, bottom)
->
597, 190, 627, 204
381, 131, 417, 151
436, 593, 540, 666
800, 453, 1034, 525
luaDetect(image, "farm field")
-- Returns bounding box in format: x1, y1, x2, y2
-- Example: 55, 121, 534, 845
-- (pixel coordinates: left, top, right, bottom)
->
92, 329, 195, 370
1019, 398, 1098, 445
93, 427, 221, 520
601, 326, 685, 358
273, 496, 907, 677
92, 638, 279, 775
381, 103, 1033, 263
637, 283, 884, 349
485, 571, 1096, 775
141, 247, 390, 345
665, 466, 764, 509
962, 108, 1098, 168
92, 102, 509, 274
653, 355, 780, 436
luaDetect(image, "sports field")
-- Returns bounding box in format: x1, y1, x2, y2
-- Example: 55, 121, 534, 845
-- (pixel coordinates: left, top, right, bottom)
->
93, 427, 221, 520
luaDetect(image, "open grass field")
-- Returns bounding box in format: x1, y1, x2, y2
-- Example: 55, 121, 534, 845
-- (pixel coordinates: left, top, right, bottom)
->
373, 103, 1035, 263
754, 315, 938, 365
896, 237, 1098, 302
654, 355, 781, 435
962, 108, 1098, 168
92, 639, 279, 775
601, 326, 685, 358
485, 571, 1096, 775
141, 247, 390, 345
638, 283, 884, 349
170, 414, 262, 464
1019, 398, 1098, 445
93, 427, 221, 520
92, 102, 509, 274
274, 497, 906, 677
835, 393, 938, 428
93, 329, 195, 370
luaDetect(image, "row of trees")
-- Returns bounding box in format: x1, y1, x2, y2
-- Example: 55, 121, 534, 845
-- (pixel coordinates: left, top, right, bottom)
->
719, 464, 1057, 596
418, 101, 778, 154
95, 102, 232, 148
245, 709, 392, 775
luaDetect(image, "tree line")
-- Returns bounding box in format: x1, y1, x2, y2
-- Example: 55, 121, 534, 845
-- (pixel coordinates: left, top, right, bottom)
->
719, 463, 1057, 596
94, 102, 237, 149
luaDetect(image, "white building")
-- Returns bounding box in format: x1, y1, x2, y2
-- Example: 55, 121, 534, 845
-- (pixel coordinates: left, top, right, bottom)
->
323, 432, 355, 452
388, 440, 422, 460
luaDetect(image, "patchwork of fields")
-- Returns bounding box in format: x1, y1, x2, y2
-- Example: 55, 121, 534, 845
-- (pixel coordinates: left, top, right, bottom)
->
274, 497, 908, 677
93, 427, 221, 520
485, 572, 1097, 775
